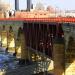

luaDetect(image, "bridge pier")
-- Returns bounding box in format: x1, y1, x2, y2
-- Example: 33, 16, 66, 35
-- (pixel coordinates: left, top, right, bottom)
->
53, 37, 65, 75
17, 27, 29, 65
62, 23, 75, 75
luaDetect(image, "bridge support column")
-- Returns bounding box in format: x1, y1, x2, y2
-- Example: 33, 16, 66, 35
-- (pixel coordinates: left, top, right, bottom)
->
16, 27, 28, 65
53, 37, 65, 75
20, 31, 28, 63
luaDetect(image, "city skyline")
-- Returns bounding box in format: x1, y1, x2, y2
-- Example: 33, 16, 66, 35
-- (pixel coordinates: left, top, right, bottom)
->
1, 0, 75, 10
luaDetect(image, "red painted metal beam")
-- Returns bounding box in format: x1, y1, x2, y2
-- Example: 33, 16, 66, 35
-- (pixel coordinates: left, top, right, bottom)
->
0, 17, 75, 23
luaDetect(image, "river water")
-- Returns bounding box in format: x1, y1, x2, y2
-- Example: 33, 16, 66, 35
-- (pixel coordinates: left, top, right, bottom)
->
0, 47, 18, 71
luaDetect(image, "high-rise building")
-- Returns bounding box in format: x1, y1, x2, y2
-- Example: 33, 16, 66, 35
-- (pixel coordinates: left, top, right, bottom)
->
27, 0, 31, 11
15, 0, 19, 11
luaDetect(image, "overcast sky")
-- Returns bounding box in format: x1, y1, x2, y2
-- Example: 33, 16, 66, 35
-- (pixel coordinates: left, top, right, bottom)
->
2, 0, 75, 10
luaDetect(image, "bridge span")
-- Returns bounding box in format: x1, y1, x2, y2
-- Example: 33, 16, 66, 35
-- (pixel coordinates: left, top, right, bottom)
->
0, 18, 75, 75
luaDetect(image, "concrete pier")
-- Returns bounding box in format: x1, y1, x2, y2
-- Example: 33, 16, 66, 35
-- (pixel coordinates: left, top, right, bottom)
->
53, 37, 65, 75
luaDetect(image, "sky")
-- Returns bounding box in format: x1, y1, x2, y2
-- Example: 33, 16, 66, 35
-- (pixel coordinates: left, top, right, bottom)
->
2, 0, 75, 10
